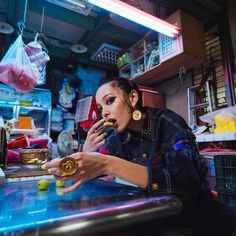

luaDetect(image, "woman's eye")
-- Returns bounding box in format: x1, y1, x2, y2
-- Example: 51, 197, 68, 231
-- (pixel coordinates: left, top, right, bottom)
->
106, 97, 115, 105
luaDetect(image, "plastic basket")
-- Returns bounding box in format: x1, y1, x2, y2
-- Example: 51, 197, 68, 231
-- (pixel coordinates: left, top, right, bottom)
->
214, 154, 236, 207
217, 189, 236, 207
214, 154, 236, 191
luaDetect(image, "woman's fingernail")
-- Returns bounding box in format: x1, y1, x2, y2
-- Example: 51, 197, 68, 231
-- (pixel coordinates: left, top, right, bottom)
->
48, 169, 51, 174
100, 118, 105, 122
41, 165, 46, 169
58, 191, 64, 196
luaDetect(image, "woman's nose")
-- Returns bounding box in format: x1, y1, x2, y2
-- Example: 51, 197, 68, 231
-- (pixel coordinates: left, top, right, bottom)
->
102, 108, 109, 118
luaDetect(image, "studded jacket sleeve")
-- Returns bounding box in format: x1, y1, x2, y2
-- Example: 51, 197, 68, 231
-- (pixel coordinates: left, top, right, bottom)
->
146, 129, 209, 200
146, 109, 210, 200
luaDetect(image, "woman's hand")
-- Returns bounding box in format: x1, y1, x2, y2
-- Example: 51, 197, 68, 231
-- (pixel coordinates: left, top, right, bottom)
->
43, 152, 109, 194
83, 119, 108, 152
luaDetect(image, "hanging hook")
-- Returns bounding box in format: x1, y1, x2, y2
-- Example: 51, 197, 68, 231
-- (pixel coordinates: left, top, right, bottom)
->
17, 0, 28, 35
17, 20, 25, 35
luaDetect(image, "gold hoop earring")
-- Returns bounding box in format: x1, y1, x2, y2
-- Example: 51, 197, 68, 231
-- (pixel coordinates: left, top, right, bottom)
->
132, 109, 142, 121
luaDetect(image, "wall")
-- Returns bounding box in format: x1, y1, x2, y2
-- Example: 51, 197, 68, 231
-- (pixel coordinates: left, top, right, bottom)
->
155, 13, 236, 125
229, 19, 236, 67
154, 72, 192, 123
226, 0, 236, 66
76, 65, 106, 97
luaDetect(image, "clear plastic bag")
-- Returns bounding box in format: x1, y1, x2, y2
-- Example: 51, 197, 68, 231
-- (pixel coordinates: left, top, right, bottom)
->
0, 35, 38, 93
25, 41, 50, 85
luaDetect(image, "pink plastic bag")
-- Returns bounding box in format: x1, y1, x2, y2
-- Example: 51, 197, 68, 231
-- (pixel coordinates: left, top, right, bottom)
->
0, 35, 38, 93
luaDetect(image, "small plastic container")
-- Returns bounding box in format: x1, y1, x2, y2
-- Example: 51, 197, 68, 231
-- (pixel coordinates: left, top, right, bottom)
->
7, 136, 28, 149
29, 138, 48, 148
18, 117, 32, 129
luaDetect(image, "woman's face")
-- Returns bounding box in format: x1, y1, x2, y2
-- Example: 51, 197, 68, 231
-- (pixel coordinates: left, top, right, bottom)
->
96, 82, 134, 133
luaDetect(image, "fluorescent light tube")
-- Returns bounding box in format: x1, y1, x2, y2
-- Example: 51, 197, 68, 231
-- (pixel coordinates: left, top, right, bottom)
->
66, 0, 86, 8
87, 0, 180, 37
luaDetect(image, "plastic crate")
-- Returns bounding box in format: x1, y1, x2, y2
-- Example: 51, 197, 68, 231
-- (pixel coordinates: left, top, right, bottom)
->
217, 189, 236, 207
214, 154, 236, 207
214, 154, 236, 191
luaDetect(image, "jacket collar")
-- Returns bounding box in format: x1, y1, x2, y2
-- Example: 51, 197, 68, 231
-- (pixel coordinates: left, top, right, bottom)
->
121, 108, 155, 143
137, 108, 154, 141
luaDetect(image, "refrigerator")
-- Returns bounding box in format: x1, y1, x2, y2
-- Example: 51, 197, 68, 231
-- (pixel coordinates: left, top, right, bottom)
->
0, 84, 51, 136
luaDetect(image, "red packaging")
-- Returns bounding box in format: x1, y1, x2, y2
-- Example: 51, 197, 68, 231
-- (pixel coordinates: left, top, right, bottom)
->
7, 136, 28, 149
29, 138, 48, 148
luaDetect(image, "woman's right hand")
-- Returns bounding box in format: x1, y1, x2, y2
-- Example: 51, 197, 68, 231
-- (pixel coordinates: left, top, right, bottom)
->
43, 152, 111, 194
83, 119, 109, 152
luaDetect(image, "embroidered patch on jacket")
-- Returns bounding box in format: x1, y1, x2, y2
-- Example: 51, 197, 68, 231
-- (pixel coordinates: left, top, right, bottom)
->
99, 146, 110, 155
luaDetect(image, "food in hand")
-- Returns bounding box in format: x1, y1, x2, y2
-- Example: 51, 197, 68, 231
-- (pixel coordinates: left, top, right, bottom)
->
102, 121, 114, 133
95, 120, 114, 134
56, 180, 66, 188
37, 179, 51, 191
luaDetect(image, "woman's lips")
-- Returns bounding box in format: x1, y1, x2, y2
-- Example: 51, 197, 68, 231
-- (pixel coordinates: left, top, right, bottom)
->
108, 118, 116, 123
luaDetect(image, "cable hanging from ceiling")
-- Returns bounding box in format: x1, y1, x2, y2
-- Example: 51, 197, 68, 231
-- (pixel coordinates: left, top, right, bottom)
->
17, 0, 28, 34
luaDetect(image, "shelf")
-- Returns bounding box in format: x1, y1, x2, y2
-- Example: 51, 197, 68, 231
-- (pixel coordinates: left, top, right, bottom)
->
119, 10, 206, 85
133, 71, 144, 78
120, 64, 131, 71
132, 55, 145, 64
132, 51, 203, 85
196, 132, 236, 142
200, 151, 236, 156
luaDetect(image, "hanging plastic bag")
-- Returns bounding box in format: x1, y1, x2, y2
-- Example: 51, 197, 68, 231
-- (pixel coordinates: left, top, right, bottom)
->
25, 40, 50, 85
59, 79, 76, 108
0, 35, 38, 93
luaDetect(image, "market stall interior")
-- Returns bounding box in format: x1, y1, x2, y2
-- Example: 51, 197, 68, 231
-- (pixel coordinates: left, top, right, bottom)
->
0, 0, 234, 69
0, 0, 236, 235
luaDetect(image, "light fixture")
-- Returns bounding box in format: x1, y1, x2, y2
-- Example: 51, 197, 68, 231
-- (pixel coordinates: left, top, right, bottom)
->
91, 43, 121, 65
66, 0, 86, 8
86, 0, 180, 37
45, 0, 93, 16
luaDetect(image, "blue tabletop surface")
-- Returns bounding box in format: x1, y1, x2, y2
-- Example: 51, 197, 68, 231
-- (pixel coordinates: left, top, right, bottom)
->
0, 178, 182, 235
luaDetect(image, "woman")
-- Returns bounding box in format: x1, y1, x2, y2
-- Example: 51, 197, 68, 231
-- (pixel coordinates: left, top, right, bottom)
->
43, 77, 236, 235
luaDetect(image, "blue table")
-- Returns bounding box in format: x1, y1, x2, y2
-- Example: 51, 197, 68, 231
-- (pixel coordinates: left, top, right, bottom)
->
0, 178, 183, 235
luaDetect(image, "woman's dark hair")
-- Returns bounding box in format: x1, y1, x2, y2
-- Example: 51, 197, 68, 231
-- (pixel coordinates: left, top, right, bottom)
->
98, 77, 143, 109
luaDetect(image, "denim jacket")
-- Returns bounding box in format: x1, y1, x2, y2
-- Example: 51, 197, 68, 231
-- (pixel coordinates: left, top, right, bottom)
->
100, 107, 211, 201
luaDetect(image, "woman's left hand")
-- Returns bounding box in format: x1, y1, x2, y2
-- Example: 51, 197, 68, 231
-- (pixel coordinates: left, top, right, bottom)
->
43, 152, 108, 194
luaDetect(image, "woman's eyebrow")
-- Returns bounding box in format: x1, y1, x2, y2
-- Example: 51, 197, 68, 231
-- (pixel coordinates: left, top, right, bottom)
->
102, 93, 113, 100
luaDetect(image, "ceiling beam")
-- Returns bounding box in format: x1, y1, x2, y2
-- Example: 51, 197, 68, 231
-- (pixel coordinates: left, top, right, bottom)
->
193, 0, 223, 13
20, 0, 96, 31
80, 11, 110, 45
44, 41, 115, 71
90, 34, 134, 50
163, 0, 214, 23
100, 23, 143, 43
66, 11, 111, 66
65, 9, 143, 69
76, 55, 116, 71
6, 0, 16, 24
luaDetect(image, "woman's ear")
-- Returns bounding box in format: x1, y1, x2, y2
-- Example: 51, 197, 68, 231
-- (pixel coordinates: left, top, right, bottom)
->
129, 90, 139, 107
